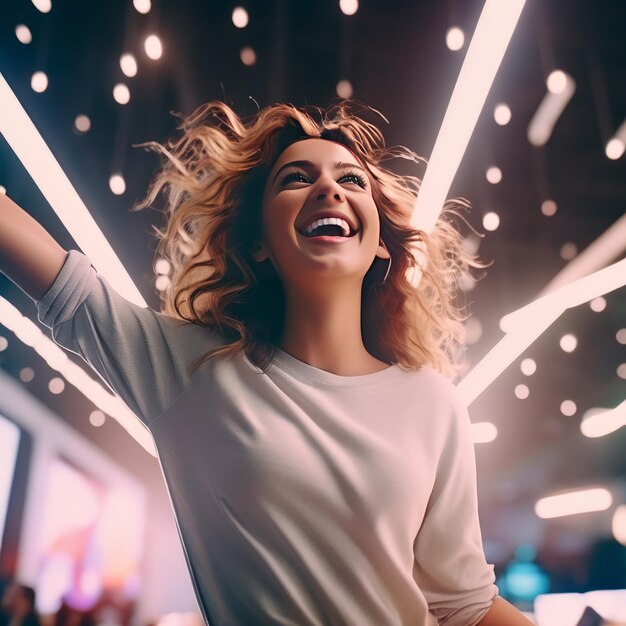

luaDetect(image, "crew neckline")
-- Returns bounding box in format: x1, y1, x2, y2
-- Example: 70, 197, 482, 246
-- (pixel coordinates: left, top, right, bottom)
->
269, 346, 404, 387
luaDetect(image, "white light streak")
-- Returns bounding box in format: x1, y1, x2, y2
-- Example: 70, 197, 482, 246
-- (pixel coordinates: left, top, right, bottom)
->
541, 212, 626, 294
339, 0, 359, 16
0, 296, 155, 455
486, 166, 502, 184
113, 83, 130, 105
144, 35, 163, 60
16, 25, 33, 44
612, 505, 626, 546
0, 72, 146, 306
32, 0, 52, 13
31, 72, 48, 93
560, 333, 577, 352
412, 0, 527, 234
459, 257, 626, 405
240, 47, 256, 66
336, 80, 353, 99
494, 103, 511, 125
120, 53, 138, 77
133, 0, 151, 14
471, 421, 497, 443
232, 7, 249, 28
535, 487, 612, 519
581, 401, 626, 438
446, 27, 465, 51
528, 72, 575, 146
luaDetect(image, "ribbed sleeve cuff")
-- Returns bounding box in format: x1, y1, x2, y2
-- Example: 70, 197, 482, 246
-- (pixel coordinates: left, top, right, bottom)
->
37, 249, 96, 328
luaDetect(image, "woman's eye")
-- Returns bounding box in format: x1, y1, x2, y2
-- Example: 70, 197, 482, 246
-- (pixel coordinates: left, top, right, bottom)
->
339, 172, 367, 189
281, 172, 310, 185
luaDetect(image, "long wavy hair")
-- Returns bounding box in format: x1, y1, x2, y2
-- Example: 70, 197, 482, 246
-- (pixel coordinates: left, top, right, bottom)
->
132, 101, 482, 378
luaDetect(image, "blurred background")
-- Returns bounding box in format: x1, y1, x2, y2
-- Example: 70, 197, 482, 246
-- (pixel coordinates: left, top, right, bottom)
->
0, 0, 625, 624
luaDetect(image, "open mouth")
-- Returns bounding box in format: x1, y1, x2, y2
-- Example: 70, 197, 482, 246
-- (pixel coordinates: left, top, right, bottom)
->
297, 224, 359, 239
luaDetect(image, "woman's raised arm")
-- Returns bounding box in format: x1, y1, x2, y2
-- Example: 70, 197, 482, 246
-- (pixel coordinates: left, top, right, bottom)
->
0, 193, 68, 301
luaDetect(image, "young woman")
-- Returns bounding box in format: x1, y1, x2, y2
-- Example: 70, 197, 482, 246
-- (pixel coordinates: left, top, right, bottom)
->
0, 102, 533, 625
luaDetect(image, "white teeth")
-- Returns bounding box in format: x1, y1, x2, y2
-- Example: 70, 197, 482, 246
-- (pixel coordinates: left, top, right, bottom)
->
303, 217, 350, 236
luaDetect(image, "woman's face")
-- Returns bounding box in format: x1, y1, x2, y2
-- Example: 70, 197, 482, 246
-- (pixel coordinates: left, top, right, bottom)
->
254, 138, 389, 289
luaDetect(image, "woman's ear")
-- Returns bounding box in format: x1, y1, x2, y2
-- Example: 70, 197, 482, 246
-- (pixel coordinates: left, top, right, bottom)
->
376, 238, 391, 260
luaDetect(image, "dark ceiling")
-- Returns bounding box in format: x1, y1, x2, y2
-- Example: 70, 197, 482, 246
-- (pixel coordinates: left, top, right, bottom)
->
1, 0, 625, 585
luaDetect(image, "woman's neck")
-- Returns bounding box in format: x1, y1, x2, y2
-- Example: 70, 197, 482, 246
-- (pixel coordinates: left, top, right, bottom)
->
279, 285, 389, 376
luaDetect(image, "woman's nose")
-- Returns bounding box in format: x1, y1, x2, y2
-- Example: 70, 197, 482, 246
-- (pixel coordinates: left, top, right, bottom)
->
314, 178, 344, 203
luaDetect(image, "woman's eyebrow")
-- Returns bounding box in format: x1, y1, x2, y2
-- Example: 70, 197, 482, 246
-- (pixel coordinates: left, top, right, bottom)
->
272, 160, 365, 184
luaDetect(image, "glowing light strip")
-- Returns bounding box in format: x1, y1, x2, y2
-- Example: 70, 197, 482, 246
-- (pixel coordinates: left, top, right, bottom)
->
527, 73, 576, 146
535, 487, 612, 519
412, 0, 527, 234
458, 257, 626, 406
0, 72, 146, 308
580, 400, 626, 438
0, 296, 156, 456
540, 211, 626, 295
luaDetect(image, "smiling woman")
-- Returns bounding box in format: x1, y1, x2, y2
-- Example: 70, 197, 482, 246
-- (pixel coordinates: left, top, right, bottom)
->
2, 98, 525, 625
132, 101, 480, 376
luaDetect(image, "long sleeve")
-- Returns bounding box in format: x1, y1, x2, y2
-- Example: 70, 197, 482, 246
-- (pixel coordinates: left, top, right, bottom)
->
412, 380, 498, 626
36, 250, 224, 425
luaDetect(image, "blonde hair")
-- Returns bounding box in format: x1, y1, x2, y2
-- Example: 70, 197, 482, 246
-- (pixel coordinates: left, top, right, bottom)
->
133, 101, 482, 378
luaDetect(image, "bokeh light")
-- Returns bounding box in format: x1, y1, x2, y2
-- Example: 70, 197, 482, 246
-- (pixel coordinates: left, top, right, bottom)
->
232, 7, 249, 28
133, 0, 151, 14
483, 212, 500, 231
589, 297, 607, 312
560, 400, 577, 416
109, 174, 126, 195
494, 103, 511, 125
541, 200, 557, 216
240, 47, 256, 66
89, 410, 106, 427
113, 83, 130, 105
74, 115, 91, 133
486, 166, 502, 184
144, 34, 163, 59
31, 72, 48, 93
559, 242, 577, 261
48, 377, 65, 395
120, 53, 138, 77
20, 367, 35, 382
336, 80, 353, 98
446, 27, 465, 51
560, 334, 578, 353
605, 138, 625, 160
515, 384, 530, 400
546, 70, 567, 94
16, 25, 33, 44
339, 0, 359, 16
520, 358, 537, 376
32, 0, 52, 13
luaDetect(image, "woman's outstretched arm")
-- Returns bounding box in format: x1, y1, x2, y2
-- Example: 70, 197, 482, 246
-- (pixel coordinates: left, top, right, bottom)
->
477, 596, 535, 625
0, 193, 68, 301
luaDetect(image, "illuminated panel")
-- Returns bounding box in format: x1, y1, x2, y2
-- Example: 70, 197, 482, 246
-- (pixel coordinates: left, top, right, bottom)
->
0, 414, 20, 549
